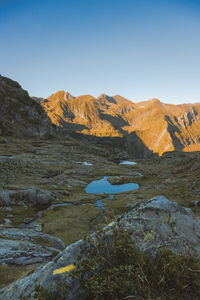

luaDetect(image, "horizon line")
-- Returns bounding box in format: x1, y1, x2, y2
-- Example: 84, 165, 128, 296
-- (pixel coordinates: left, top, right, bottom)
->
33, 90, 200, 106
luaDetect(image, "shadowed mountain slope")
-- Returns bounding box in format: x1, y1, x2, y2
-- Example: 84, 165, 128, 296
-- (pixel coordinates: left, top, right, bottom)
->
0, 75, 152, 158
0, 75, 55, 137
41, 92, 200, 155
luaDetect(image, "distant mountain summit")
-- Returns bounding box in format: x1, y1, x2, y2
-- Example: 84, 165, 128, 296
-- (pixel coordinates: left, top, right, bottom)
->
40, 90, 200, 155
47, 90, 75, 102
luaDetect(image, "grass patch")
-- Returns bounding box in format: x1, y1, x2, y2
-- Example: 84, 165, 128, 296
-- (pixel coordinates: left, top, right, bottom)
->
0, 265, 36, 289
40, 204, 100, 245
0, 206, 37, 226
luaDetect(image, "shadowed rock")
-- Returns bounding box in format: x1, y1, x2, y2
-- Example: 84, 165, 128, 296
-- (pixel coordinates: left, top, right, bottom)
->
0, 188, 55, 206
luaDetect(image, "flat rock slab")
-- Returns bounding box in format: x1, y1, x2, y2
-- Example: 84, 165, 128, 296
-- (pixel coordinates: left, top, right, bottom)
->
0, 228, 65, 251
0, 227, 65, 267
0, 238, 57, 265
1, 196, 200, 299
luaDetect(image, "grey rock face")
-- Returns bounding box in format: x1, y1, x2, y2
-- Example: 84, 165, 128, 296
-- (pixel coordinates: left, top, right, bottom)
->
118, 196, 200, 256
0, 188, 55, 206
0, 227, 65, 266
0, 239, 55, 265
0, 228, 65, 250
1, 196, 200, 299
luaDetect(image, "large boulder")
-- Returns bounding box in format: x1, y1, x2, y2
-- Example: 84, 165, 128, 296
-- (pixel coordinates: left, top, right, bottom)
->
0, 188, 55, 206
1, 196, 200, 299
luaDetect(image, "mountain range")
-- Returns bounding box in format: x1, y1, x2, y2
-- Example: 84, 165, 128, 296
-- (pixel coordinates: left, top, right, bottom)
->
1, 74, 200, 156
39, 90, 200, 155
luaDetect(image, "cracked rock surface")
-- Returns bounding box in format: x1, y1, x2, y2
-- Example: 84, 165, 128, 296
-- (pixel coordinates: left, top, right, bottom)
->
0, 227, 65, 266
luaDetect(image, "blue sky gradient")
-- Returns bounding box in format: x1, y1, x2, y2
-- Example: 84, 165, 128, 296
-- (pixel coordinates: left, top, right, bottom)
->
0, 0, 200, 103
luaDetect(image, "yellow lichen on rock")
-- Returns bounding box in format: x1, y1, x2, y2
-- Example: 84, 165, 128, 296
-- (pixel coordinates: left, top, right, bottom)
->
108, 221, 115, 227
144, 232, 154, 241
53, 264, 76, 275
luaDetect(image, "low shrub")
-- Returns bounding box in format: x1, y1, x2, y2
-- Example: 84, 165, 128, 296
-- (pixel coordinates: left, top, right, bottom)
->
73, 227, 200, 300
33, 226, 200, 300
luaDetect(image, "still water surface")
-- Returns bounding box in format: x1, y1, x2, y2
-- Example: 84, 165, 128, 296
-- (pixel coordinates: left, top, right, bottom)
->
85, 176, 139, 194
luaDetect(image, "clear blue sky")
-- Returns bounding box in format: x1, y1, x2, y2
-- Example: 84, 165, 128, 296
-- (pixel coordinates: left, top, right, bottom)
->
0, 0, 200, 104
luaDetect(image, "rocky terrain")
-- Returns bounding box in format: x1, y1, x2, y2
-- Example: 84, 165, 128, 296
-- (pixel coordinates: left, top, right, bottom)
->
40, 91, 200, 155
0, 75, 200, 298
0, 135, 200, 293
1, 196, 200, 299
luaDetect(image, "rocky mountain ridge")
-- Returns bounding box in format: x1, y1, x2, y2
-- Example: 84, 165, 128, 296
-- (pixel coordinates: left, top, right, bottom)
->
1, 74, 200, 157
40, 90, 200, 155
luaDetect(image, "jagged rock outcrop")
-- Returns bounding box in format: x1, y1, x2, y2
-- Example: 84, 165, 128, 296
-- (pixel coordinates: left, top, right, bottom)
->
1, 196, 200, 299
40, 90, 200, 155
0, 75, 56, 137
0, 227, 65, 266
0, 188, 55, 206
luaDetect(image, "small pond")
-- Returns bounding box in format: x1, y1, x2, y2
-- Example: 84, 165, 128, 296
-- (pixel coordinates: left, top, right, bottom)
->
85, 176, 139, 194
21, 173, 139, 227
76, 161, 93, 166
120, 160, 137, 165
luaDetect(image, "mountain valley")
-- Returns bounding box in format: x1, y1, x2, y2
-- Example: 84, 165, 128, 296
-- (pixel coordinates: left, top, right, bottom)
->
0, 75, 200, 298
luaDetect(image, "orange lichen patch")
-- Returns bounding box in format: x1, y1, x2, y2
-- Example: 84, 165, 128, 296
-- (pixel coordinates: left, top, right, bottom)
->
53, 264, 76, 275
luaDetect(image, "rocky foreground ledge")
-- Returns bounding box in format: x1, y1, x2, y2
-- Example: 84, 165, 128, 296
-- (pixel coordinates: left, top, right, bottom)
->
1, 196, 200, 299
